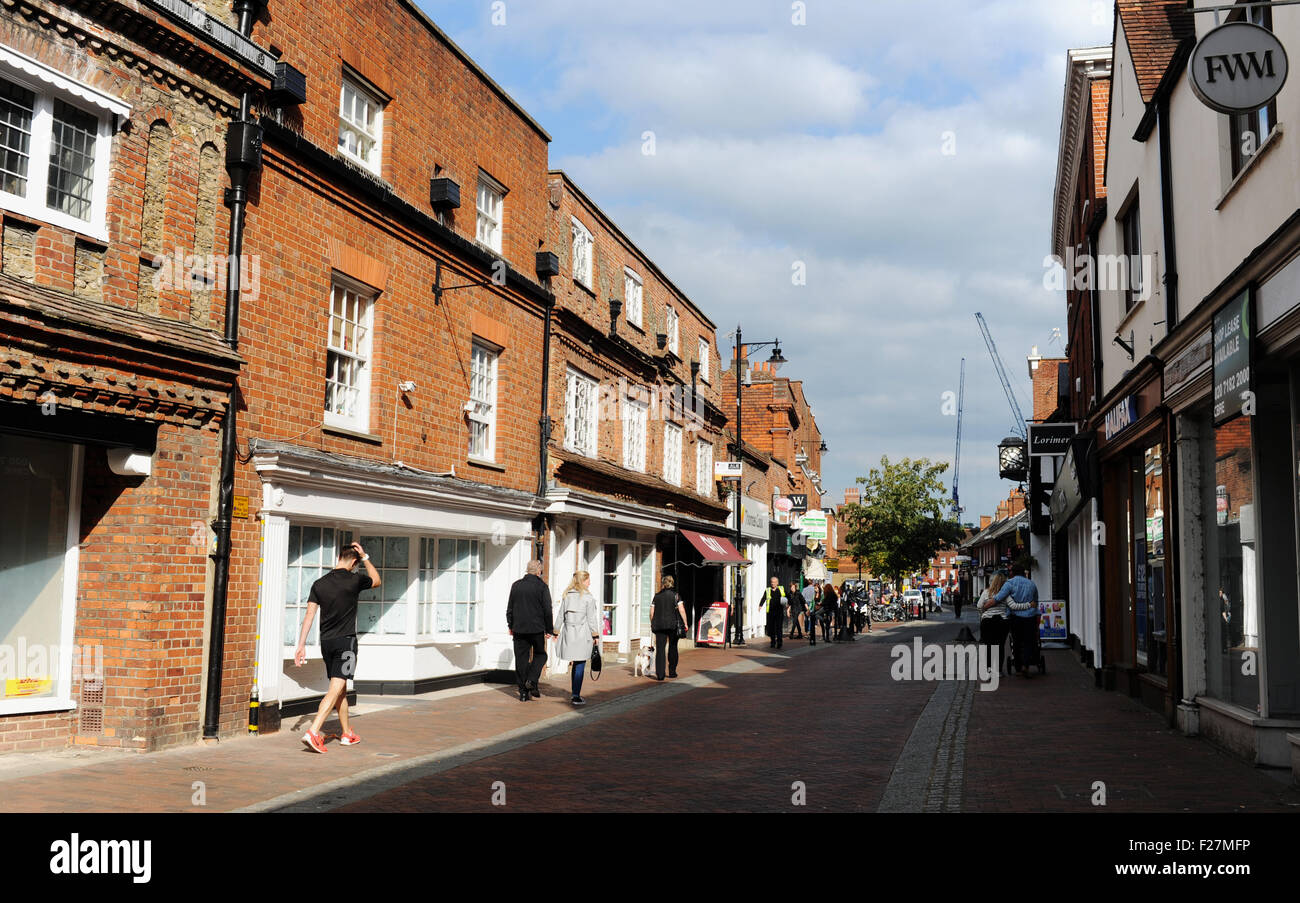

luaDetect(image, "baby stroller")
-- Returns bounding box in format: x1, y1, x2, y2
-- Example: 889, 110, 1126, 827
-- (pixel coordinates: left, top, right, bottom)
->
1005, 611, 1047, 675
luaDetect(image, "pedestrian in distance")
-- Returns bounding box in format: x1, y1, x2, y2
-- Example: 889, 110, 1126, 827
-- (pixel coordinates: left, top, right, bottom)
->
760, 576, 788, 649
994, 564, 1041, 678
952, 586, 964, 619
788, 580, 805, 639
295, 541, 380, 753
650, 576, 689, 680
555, 570, 601, 705
801, 581, 818, 642
807, 583, 821, 645
507, 559, 556, 701
977, 573, 1010, 675
819, 582, 838, 643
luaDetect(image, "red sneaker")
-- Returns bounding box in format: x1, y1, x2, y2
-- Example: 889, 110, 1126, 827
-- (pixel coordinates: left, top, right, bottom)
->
301, 730, 327, 753
340, 730, 362, 746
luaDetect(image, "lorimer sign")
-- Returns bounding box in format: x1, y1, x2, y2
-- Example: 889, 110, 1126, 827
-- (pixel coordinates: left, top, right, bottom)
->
1028, 423, 1077, 457
1190, 22, 1289, 115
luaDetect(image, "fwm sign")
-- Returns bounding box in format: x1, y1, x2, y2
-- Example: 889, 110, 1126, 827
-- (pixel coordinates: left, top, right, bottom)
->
1190, 20, 1289, 115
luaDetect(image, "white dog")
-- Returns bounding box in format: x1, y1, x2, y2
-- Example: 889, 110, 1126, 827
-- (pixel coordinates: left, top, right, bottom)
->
635, 636, 655, 677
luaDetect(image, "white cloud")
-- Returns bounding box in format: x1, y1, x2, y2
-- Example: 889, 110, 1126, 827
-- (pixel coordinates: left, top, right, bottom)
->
422, 0, 1110, 521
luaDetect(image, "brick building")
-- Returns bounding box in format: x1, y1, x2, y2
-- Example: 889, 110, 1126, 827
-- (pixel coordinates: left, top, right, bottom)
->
238, 0, 562, 730
540, 172, 732, 654
0, 0, 261, 751
0, 0, 788, 751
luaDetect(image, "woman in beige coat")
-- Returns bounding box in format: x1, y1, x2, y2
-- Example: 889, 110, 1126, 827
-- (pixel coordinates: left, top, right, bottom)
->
555, 571, 601, 705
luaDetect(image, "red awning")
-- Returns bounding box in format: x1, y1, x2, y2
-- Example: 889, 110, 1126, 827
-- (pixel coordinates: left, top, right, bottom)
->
680, 529, 750, 565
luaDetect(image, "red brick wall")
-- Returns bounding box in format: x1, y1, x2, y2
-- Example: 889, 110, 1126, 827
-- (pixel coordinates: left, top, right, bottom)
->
1031, 357, 1066, 421
254, 0, 550, 282
0, 4, 242, 752
545, 173, 725, 494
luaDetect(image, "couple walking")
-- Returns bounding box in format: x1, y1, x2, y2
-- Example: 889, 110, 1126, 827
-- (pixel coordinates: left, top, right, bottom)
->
508, 563, 691, 704
507, 560, 601, 705
976, 564, 1041, 677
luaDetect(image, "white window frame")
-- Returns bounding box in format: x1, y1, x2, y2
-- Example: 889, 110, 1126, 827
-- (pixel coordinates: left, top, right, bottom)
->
476, 172, 505, 253
666, 306, 679, 355
338, 71, 384, 175
697, 439, 714, 497
418, 537, 486, 639
663, 421, 682, 486
564, 368, 598, 457
624, 268, 643, 329
0, 50, 123, 241
0, 440, 82, 716
623, 397, 647, 472
468, 341, 499, 462
571, 216, 593, 288
698, 337, 711, 383
324, 276, 376, 433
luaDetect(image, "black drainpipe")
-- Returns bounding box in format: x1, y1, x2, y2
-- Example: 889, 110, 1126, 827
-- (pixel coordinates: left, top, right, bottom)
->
204, 0, 265, 739
537, 294, 555, 498
1157, 94, 1179, 333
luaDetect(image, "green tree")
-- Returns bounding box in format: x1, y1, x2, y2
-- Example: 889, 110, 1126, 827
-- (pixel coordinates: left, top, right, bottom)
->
842, 456, 964, 588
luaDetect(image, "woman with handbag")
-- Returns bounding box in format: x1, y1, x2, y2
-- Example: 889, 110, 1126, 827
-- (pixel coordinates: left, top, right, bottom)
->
977, 573, 1010, 676
649, 576, 689, 681
555, 571, 601, 705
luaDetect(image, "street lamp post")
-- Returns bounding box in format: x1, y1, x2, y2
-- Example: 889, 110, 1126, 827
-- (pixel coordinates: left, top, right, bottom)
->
731, 324, 787, 646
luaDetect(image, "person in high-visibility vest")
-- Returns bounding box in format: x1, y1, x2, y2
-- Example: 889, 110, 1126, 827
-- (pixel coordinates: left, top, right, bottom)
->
760, 577, 788, 650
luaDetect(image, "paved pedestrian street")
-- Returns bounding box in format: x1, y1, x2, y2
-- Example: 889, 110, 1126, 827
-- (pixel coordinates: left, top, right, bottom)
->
4, 612, 1296, 816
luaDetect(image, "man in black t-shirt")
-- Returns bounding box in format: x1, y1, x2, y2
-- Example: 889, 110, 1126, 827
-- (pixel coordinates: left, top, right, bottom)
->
294, 541, 380, 753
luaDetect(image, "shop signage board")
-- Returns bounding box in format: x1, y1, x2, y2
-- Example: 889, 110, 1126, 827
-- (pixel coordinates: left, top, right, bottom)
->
800, 510, 828, 540
1028, 422, 1077, 457
695, 603, 730, 647
1165, 329, 1213, 399
714, 461, 743, 480
1213, 290, 1253, 425
1104, 396, 1137, 440
1190, 22, 1289, 115
1039, 600, 1068, 642
740, 496, 769, 539
789, 493, 808, 513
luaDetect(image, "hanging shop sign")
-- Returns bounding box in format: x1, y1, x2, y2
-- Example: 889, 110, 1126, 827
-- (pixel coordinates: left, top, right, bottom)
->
788, 493, 808, 513
695, 602, 730, 647
1028, 422, 1077, 457
714, 461, 743, 480
1213, 290, 1253, 425
1190, 22, 1289, 116
800, 510, 828, 540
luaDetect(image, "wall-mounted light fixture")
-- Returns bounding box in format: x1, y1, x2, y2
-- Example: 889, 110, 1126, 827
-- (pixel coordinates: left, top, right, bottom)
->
609, 297, 622, 335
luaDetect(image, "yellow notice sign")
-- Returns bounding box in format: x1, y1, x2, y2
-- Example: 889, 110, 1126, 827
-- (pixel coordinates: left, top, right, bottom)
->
233, 496, 250, 519
5, 678, 53, 698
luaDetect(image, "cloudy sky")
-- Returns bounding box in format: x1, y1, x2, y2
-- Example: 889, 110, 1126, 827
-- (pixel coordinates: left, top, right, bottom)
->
418, 0, 1113, 521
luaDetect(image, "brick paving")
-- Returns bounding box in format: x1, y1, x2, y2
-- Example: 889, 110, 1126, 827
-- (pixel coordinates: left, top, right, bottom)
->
1, 612, 1297, 813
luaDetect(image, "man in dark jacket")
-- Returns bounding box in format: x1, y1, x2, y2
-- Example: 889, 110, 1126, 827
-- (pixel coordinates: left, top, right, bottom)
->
507, 559, 555, 701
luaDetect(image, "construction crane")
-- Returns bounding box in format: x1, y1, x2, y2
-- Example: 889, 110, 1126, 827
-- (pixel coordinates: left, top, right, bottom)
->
975, 312, 1028, 440
951, 358, 964, 521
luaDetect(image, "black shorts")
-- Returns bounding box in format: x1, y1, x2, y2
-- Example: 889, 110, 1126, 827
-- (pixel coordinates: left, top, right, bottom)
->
321, 635, 358, 681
